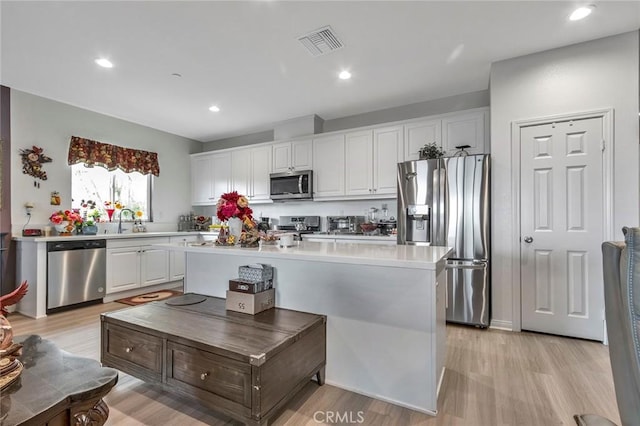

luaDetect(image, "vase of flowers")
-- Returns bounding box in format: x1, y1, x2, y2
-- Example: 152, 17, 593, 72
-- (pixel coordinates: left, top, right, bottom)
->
216, 191, 254, 245
49, 210, 83, 236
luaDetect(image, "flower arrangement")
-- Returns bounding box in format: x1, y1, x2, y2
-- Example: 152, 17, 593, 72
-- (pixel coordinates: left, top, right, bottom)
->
49, 209, 83, 225
216, 191, 254, 226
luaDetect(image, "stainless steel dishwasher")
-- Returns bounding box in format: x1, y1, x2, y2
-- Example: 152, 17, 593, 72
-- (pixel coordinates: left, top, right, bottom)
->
47, 239, 106, 312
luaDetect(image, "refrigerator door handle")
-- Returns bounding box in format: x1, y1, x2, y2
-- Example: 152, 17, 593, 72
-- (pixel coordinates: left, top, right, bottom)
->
446, 264, 486, 270
447, 258, 488, 264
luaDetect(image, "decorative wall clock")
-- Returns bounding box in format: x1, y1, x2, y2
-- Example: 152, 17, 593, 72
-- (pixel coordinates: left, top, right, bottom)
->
19, 145, 52, 186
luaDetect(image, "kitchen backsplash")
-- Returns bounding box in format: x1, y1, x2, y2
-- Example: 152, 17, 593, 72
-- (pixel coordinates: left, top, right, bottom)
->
193, 198, 398, 231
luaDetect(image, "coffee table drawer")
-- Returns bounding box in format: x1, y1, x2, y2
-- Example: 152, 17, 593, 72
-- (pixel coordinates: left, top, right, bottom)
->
104, 324, 162, 376
167, 341, 251, 407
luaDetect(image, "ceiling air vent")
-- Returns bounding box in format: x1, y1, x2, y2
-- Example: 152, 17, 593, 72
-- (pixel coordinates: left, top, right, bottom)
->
297, 26, 344, 57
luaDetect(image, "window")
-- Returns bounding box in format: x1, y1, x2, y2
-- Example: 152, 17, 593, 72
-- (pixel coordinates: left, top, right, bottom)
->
71, 164, 152, 221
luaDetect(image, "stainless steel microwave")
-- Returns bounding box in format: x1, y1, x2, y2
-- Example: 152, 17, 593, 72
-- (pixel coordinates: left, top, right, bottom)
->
269, 170, 313, 201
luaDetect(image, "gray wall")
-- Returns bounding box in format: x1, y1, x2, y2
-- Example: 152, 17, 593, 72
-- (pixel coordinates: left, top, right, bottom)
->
201, 129, 274, 152
10, 89, 202, 231
322, 90, 489, 132
489, 31, 639, 329
202, 90, 490, 151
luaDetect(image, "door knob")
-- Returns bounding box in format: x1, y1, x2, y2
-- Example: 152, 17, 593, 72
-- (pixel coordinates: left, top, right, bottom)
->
523, 236, 534, 243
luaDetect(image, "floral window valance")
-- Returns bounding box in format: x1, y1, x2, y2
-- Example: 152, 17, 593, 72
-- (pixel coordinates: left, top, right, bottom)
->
67, 136, 160, 176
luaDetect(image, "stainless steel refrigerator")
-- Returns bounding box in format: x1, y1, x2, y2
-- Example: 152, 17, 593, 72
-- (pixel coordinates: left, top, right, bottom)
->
397, 155, 490, 327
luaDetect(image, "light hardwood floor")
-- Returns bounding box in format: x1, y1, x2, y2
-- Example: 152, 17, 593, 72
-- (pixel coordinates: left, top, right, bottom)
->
8, 302, 620, 425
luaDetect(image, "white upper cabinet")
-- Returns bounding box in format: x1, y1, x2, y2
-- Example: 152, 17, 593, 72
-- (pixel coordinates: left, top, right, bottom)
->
441, 109, 488, 156
272, 139, 312, 173
210, 152, 231, 202
231, 148, 251, 197
373, 126, 404, 194
191, 155, 215, 205
313, 134, 345, 198
250, 145, 272, 201
192, 153, 230, 205
344, 126, 403, 197
345, 130, 374, 196
231, 146, 272, 203
404, 119, 442, 161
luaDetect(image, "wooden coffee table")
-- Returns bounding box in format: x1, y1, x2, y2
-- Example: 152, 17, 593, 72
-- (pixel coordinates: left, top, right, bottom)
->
1, 335, 118, 426
101, 293, 326, 426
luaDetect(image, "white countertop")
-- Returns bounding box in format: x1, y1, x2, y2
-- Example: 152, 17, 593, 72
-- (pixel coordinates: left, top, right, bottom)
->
12, 231, 215, 243
156, 240, 452, 270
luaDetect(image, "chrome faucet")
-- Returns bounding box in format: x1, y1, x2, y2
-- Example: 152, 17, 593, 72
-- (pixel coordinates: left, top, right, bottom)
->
117, 208, 136, 234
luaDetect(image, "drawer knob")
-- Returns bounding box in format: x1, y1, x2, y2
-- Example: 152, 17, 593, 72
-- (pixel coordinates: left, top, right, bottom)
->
200, 372, 209, 381
125, 347, 133, 353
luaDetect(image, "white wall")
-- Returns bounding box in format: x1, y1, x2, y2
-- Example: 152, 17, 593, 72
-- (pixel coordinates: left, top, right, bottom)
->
10, 90, 201, 234
490, 31, 639, 329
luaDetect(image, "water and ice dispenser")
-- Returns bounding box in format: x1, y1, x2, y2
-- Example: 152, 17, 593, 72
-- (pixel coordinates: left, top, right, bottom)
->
405, 204, 430, 243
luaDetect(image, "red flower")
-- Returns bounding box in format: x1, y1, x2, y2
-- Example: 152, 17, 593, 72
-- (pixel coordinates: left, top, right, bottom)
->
216, 191, 253, 223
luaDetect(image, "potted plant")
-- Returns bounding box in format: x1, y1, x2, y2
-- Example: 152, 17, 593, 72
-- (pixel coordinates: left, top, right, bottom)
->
82, 209, 101, 235
419, 142, 445, 159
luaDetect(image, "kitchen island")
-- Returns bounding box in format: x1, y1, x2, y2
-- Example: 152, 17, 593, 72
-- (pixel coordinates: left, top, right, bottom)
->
155, 240, 451, 415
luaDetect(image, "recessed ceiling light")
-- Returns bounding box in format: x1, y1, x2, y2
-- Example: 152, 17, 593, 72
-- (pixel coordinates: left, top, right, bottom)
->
209, 105, 220, 112
339, 70, 352, 80
95, 58, 113, 68
569, 5, 595, 21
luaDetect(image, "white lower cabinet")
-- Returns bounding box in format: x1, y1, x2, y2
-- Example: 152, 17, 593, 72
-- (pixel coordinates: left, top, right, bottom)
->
106, 238, 170, 294
169, 235, 199, 280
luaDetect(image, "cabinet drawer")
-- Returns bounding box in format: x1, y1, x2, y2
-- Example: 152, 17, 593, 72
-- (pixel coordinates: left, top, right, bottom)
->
167, 342, 251, 408
105, 324, 162, 374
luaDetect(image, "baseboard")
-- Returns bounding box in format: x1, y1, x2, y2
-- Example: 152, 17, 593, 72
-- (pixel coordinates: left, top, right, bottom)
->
489, 319, 513, 331
103, 280, 183, 303
323, 379, 437, 416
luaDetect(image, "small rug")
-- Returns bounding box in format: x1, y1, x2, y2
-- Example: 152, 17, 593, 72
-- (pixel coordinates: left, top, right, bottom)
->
115, 290, 183, 306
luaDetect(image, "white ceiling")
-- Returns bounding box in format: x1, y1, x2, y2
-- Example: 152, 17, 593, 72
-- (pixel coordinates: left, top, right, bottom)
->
1, 1, 639, 143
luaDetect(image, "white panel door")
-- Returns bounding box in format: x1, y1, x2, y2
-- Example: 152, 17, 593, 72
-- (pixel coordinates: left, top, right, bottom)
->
520, 117, 604, 341
231, 148, 251, 197
211, 152, 231, 201
140, 247, 170, 287
313, 135, 345, 197
271, 142, 291, 173
291, 139, 313, 171
251, 145, 272, 201
442, 110, 487, 156
106, 247, 140, 293
345, 130, 373, 196
374, 126, 403, 195
404, 119, 441, 161
190, 155, 213, 204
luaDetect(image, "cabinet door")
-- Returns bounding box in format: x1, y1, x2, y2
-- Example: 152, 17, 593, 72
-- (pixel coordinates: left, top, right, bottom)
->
231, 148, 251, 197
374, 126, 403, 195
404, 119, 442, 161
251, 145, 272, 201
313, 135, 345, 197
169, 236, 199, 281
271, 142, 291, 173
345, 130, 373, 196
211, 152, 231, 201
191, 155, 213, 205
442, 110, 487, 156
106, 247, 140, 293
291, 139, 313, 171
140, 247, 170, 287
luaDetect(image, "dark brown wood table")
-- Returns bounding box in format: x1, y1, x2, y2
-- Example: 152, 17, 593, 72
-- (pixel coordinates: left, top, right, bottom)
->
0, 335, 118, 426
101, 293, 326, 426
